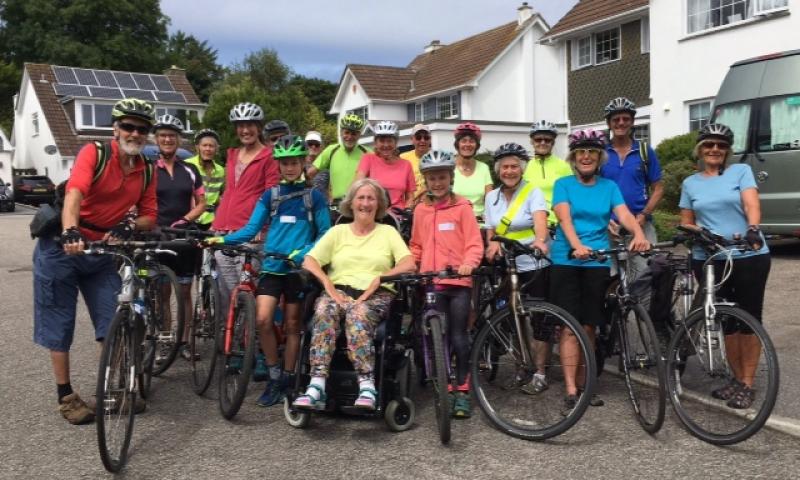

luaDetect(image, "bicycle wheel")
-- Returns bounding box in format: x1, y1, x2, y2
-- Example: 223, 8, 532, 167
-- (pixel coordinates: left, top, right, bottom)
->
96, 308, 137, 473
428, 315, 451, 444
218, 290, 257, 420
471, 300, 595, 441
616, 303, 666, 434
190, 275, 220, 395
150, 266, 185, 377
666, 305, 779, 445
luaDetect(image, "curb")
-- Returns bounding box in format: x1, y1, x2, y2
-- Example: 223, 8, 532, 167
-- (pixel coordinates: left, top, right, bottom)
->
602, 364, 800, 439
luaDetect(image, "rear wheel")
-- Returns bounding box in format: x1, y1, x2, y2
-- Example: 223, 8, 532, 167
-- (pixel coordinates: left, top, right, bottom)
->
218, 290, 257, 420
428, 316, 451, 444
150, 266, 184, 376
96, 309, 136, 473
191, 276, 220, 395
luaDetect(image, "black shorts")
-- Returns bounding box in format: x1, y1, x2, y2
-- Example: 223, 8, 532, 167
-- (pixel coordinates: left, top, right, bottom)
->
549, 265, 610, 327
256, 273, 304, 303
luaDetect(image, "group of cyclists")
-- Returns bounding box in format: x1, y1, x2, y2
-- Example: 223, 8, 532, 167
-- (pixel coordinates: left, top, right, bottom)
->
37, 92, 771, 433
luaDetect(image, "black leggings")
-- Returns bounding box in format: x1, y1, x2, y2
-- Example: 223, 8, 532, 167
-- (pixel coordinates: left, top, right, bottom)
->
434, 286, 471, 386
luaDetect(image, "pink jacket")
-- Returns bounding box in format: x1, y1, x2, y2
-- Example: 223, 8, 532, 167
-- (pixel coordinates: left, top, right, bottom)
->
212, 145, 279, 231
410, 195, 483, 288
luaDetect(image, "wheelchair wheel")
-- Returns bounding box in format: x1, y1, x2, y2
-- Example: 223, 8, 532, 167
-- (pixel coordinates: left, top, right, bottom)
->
385, 397, 415, 432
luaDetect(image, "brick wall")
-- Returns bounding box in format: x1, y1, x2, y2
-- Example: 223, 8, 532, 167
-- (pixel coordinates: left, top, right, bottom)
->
567, 20, 651, 126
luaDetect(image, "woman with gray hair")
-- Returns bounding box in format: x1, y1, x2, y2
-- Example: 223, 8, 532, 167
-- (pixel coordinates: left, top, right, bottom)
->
295, 178, 416, 411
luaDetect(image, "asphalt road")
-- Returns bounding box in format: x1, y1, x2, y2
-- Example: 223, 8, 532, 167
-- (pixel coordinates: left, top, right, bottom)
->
1, 209, 799, 479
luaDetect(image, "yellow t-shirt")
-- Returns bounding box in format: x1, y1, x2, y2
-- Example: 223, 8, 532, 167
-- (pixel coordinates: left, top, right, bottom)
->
307, 223, 411, 291
399, 150, 426, 198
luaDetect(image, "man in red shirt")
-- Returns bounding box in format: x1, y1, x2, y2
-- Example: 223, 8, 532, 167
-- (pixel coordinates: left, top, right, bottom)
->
34, 98, 157, 425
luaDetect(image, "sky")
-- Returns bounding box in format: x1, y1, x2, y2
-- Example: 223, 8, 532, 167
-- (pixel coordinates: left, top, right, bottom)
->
162, 0, 579, 82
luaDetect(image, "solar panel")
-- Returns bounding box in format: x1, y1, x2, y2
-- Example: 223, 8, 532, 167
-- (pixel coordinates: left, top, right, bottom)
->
122, 89, 155, 101
132, 73, 156, 91
89, 86, 123, 99
94, 70, 118, 88
74, 68, 98, 86
114, 72, 137, 89
53, 66, 78, 85
151, 75, 175, 92
154, 91, 186, 103
53, 84, 90, 97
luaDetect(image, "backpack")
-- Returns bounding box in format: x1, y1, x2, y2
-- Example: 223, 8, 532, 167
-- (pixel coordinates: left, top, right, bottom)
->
29, 141, 153, 238
269, 185, 315, 231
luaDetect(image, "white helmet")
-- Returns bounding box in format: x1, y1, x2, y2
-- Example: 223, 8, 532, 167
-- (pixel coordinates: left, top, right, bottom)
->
229, 102, 265, 123
372, 120, 399, 138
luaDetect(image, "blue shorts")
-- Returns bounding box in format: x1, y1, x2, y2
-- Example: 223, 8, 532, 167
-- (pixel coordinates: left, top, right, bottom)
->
33, 237, 121, 352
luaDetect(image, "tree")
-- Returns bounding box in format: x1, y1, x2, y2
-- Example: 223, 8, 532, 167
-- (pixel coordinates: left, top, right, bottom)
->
163, 31, 225, 102
0, 0, 168, 72
289, 76, 338, 118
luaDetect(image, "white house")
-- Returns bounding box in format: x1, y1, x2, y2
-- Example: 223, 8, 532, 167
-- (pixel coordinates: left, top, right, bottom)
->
0, 128, 12, 184
649, 0, 797, 145
11, 63, 206, 183
329, 3, 570, 156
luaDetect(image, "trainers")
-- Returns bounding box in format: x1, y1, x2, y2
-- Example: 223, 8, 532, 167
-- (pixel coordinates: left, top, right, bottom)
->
252, 354, 268, 382
560, 394, 578, 417
179, 344, 199, 361
452, 392, 471, 419
520, 373, 548, 395
256, 378, 285, 407
58, 392, 94, 425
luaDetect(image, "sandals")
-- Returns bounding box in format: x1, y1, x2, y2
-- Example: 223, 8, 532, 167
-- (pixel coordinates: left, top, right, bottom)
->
292, 384, 327, 411
727, 385, 755, 410
711, 379, 743, 401
354, 387, 378, 411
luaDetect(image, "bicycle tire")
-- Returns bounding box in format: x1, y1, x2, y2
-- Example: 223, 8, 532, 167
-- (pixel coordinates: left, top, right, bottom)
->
470, 300, 596, 441
96, 308, 136, 473
666, 304, 779, 445
150, 266, 185, 377
616, 302, 666, 434
428, 315, 451, 444
218, 290, 257, 420
191, 275, 220, 395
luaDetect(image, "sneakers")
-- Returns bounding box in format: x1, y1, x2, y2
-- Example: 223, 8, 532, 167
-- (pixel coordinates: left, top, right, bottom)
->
179, 344, 199, 361
58, 392, 94, 425
520, 373, 548, 395
561, 394, 578, 417
256, 378, 285, 407
252, 354, 268, 382
452, 392, 471, 418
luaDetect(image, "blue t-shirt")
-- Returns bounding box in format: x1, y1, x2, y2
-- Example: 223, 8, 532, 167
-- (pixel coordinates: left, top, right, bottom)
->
551, 176, 626, 267
679, 163, 769, 260
601, 140, 661, 215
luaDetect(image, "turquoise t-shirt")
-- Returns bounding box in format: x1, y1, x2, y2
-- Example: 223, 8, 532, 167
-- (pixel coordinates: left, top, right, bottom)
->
679, 163, 769, 260
551, 176, 625, 267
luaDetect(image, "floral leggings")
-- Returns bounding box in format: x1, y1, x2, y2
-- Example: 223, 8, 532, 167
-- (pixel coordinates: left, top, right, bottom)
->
309, 288, 394, 380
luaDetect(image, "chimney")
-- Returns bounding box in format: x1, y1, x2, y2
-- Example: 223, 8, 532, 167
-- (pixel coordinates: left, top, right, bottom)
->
424, 40, 445, 54
518, 2, 533, 26
163, 65, 185, 76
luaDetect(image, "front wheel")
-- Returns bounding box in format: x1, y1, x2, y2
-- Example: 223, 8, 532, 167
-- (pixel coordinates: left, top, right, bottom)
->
428, 315, 451, 444
666, 305, 779, 445
217, 290, 256, 420
191, 275, 220, 395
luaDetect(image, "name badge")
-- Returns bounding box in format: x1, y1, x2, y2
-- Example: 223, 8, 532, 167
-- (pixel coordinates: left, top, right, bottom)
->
438, 222, 455, 231
280, 215, 296, 224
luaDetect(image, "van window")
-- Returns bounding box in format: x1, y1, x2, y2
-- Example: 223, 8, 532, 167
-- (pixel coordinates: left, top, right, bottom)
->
713, 102, 750, 154
756, 95, 800, 152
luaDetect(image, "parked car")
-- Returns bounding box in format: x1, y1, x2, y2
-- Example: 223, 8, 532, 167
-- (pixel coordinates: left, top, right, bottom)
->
0, 177, 14, 212
712, 49, 800, 237
13, 175, 56, 206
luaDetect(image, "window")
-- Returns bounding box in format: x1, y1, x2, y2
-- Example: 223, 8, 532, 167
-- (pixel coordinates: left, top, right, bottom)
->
756, 95, 800, 152
571, 36, 592, 69
32, 112, 39, 136
633, 124, 650, 143
594, 27, 620, 64
688, 101, 712, 132
641, 17, 650, 53
712, 102, 751, 153
437, 94, 459, 119
687, 0, 788, 34
347, 106, 368, 123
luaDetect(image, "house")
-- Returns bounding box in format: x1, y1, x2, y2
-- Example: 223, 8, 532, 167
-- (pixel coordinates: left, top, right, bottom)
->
11, 63, 206, 183
329, 2, 569, 155
649, 0, 796, 145
540, 0, 653, 141
0, 128, 12, 184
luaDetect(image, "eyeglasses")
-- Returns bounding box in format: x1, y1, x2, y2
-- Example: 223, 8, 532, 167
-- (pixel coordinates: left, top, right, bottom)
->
306, 142, 321, 148
701, 141, 730, 150
118, 122, 150, 135
532, 137, 554, 144
414, 134, 431, 141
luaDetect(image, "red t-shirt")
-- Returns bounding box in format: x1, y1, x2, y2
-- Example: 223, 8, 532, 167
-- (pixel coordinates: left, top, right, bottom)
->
211, 145, 279, 231
357, 153, 415, 209
66, 141, 157, 241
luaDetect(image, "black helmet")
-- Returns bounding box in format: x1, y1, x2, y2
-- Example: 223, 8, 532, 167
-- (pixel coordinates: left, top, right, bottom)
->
493, 142, 530, 162
697, 123, 734, 145
264, 119, 291, 135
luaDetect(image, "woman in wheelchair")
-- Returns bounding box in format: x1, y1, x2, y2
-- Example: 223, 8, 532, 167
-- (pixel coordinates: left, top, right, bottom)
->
295, 179, 416, 411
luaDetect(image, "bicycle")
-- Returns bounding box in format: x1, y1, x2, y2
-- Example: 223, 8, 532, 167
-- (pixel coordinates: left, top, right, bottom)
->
664, 225, 779, 445
86, 239, 187, 472
469, 236, 596, 441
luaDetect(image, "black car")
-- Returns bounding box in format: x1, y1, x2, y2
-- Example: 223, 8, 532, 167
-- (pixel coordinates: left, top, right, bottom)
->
0, 177, 14, 212
13, 175, 55, 206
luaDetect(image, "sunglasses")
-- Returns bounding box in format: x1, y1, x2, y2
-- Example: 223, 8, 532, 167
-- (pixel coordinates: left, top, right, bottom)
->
306, 142, 321, 148
118, 122, 150, 135
532, 137, 554, 144
701, 141, 730, 150
414, 134, 431, 141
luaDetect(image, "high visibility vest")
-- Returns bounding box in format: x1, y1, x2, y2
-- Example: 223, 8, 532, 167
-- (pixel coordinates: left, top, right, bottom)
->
185, 155, 226, 225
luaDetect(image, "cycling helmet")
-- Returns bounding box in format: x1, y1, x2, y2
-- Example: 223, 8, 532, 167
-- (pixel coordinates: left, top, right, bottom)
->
697, 123, 734, 145
419, 150, 455, 173
273, 134, 308, 159
229, 102, 265, 123
340, 114, 366, 132
193, 128, 220, 144
568, 129, 607, 150
112, 98, 155, 125
372, 120, 399, 138
264, 119, 291, 135
454, 122, 482, 141
529, 120, 558, 138
153, 114, 184, 133
604, 97, 637, 120
493, 142, 530, 162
